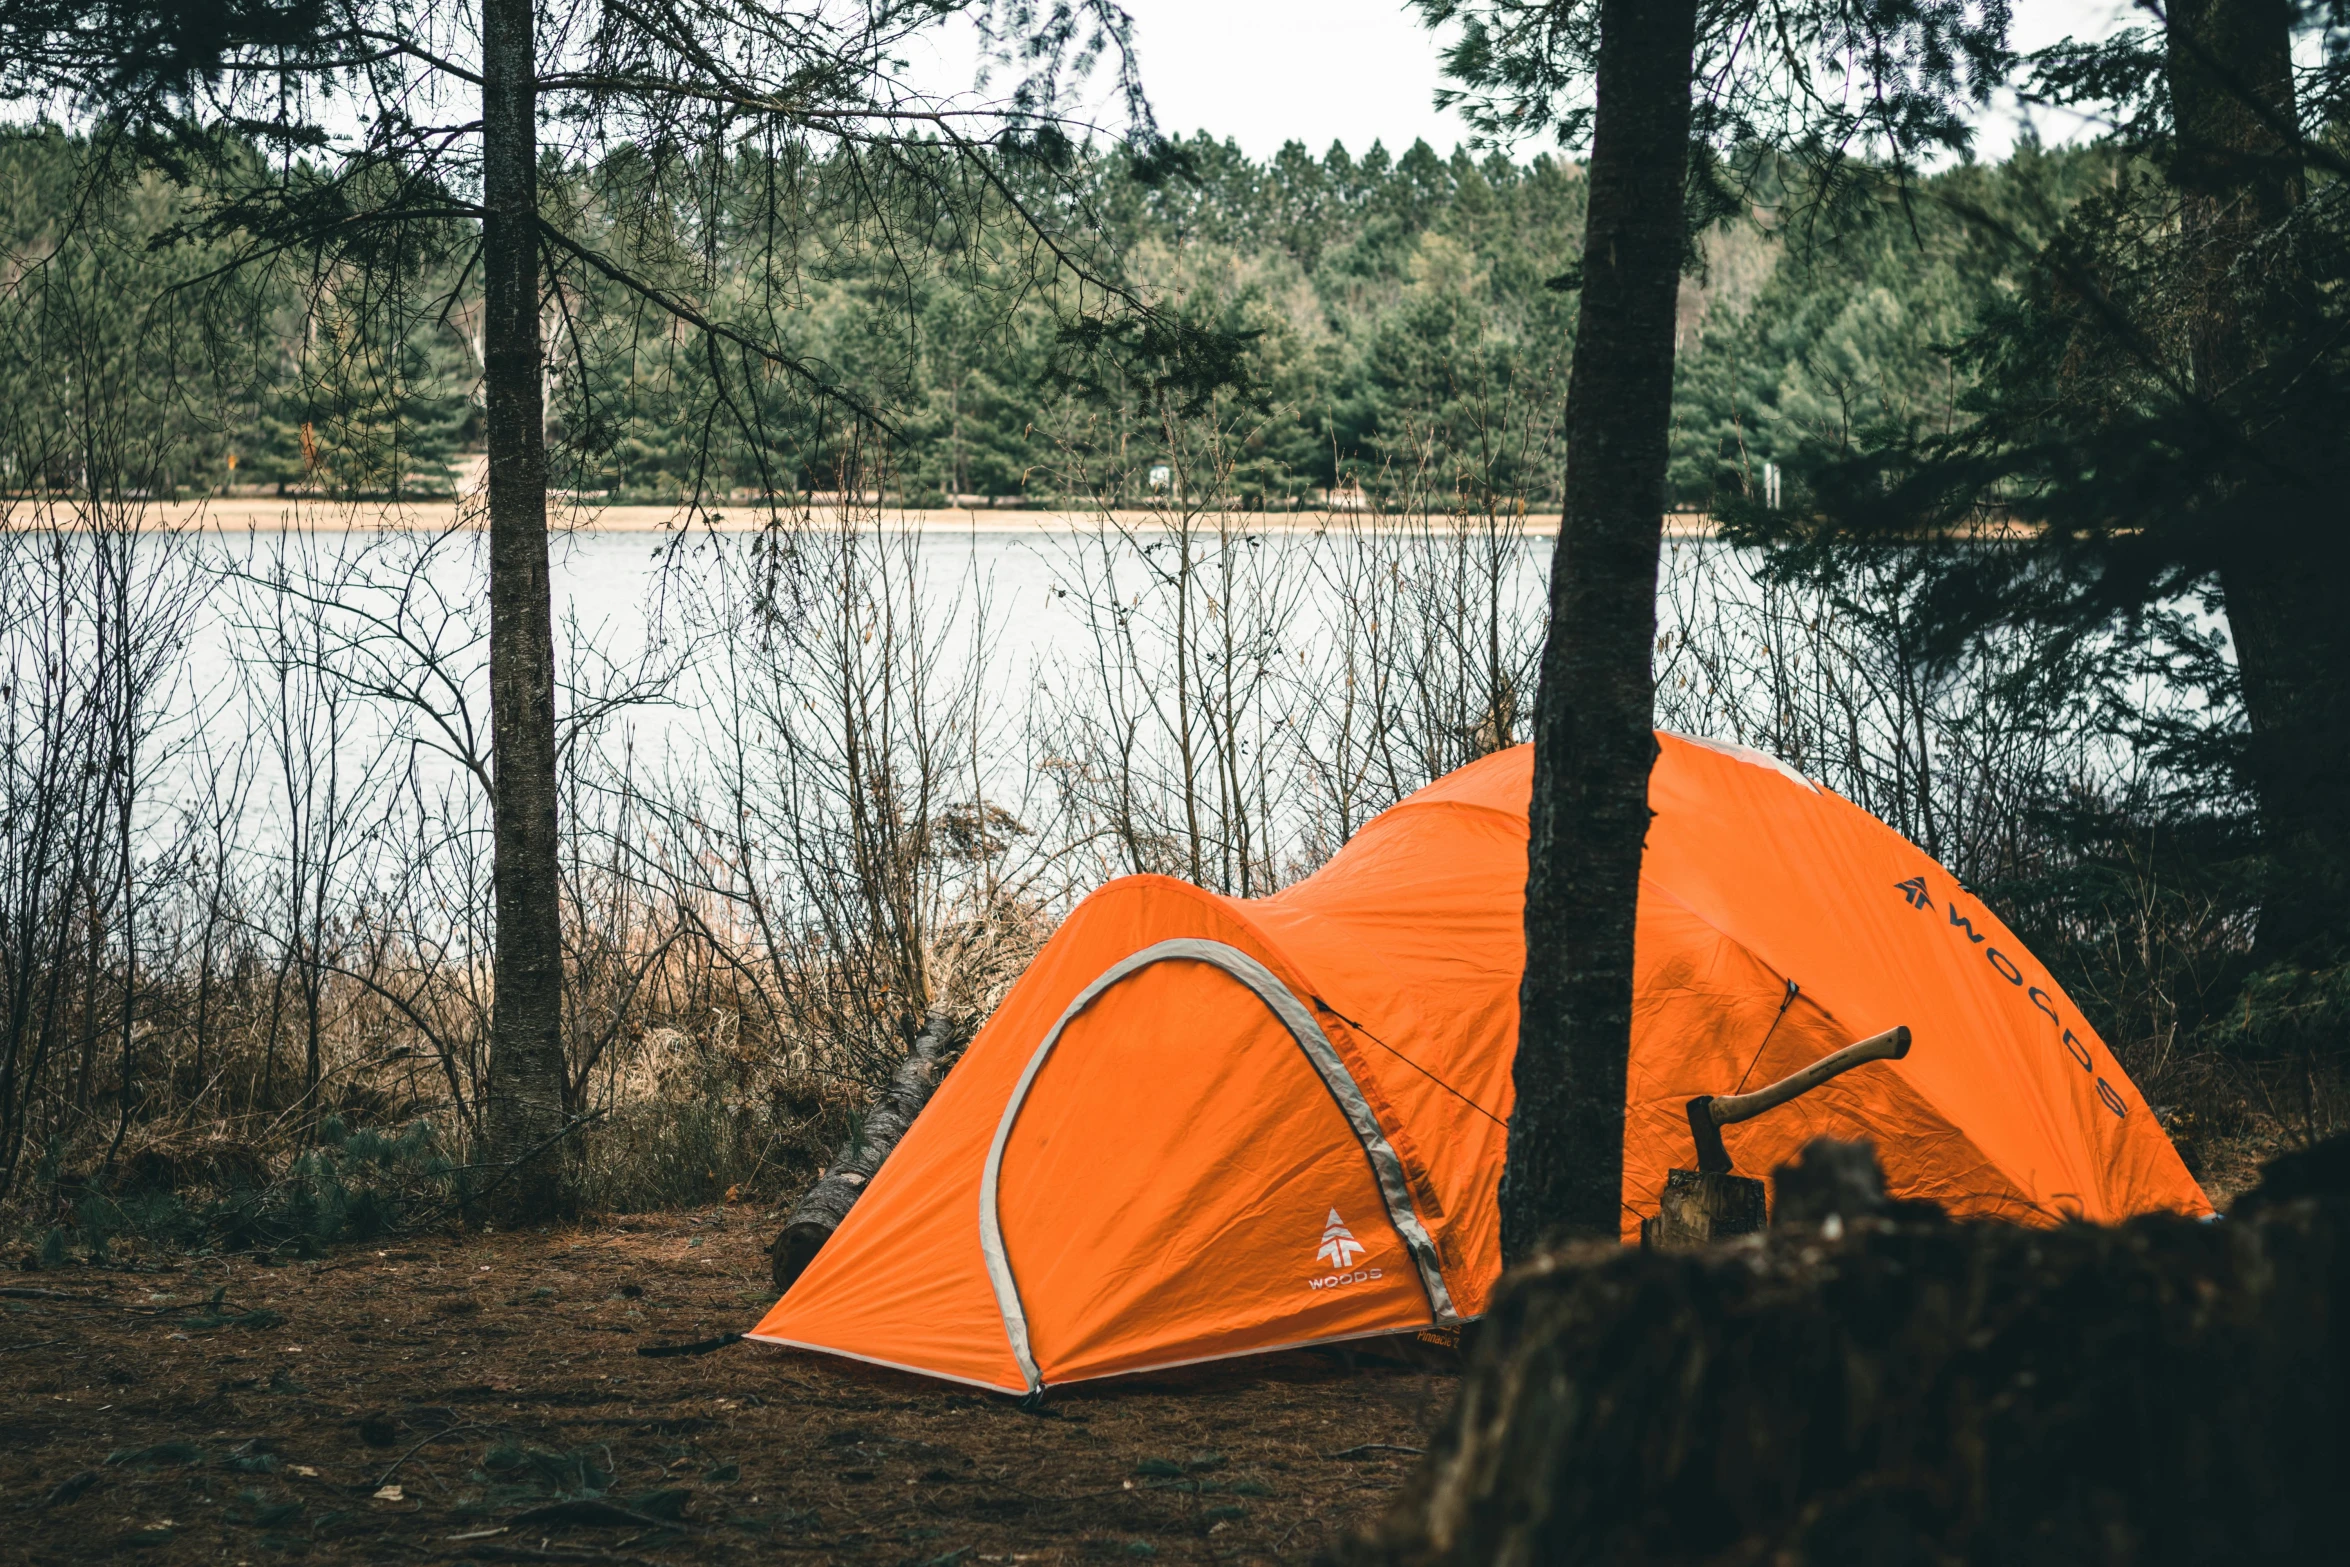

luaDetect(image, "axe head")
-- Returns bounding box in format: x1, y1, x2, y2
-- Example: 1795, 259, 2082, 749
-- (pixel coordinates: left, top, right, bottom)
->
1686, 1095, 1733, 1174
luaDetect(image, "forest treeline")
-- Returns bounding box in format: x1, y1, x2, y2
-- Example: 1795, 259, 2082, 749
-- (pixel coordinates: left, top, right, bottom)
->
0, 121, 2107, 511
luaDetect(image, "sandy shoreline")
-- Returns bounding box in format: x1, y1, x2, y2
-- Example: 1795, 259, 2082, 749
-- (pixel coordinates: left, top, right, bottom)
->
16, 495, 1719, 536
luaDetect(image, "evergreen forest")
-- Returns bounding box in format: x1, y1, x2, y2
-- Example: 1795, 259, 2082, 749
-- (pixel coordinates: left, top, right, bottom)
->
0, 121, 2109, 512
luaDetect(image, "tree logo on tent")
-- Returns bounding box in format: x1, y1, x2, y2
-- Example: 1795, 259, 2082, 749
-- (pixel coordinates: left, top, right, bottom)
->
1315, 1209, 1367, 1269
1308, 1210, 1382, 1292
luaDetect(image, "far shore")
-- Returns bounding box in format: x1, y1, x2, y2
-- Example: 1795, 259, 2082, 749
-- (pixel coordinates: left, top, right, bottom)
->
11, 494, 1720, 537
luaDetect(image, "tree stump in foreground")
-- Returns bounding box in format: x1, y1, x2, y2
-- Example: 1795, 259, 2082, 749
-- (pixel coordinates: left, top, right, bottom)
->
1348, 1138, 2350, 1567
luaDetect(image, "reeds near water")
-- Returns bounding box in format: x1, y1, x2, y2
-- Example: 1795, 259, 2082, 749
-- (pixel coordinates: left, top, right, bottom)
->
0, 453, 2317, 1254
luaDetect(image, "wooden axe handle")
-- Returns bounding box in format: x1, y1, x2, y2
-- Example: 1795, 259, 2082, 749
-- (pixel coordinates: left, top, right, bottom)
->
1709, 1025, 1912, 1128
1684, 1026, 1912, 1174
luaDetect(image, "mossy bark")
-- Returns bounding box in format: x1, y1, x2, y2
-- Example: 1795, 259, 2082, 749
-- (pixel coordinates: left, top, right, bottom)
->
770, 1012, 960, 1292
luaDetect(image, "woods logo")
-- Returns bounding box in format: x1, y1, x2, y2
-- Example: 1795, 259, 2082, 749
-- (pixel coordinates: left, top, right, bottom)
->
1307, 1209, 1382, 1292
1316, 1209, 1367, 1269
1895, 875, 2129, 1119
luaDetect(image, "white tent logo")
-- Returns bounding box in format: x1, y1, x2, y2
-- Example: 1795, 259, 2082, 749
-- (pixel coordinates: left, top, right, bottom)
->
1316, 1208, 1367, 1269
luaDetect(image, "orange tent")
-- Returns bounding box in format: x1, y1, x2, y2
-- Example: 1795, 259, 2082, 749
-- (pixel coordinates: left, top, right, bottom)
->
749, 734, 2209, 1394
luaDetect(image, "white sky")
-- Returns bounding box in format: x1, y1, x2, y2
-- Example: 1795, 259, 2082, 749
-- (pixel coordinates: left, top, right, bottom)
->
910, 0, 2149, 163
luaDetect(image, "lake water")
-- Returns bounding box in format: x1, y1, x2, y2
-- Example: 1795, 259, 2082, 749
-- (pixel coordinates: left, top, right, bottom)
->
164, 518, 1565, 861
36, 514, 2181, 897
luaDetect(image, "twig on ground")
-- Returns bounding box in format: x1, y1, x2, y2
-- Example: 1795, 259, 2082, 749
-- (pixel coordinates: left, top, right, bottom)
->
634, 1332, 740, 1358
1277, 1515, 1327, 1551
462, 1546, 660, 1565
0, 1288, 107, 1303
0, 1338, 68, 1354
124, 1286, 236, 1316
25, 1470, 97, 1510
125, 1300, 250, 1316
1321, 1443, 1423, 1459
504, 1499, 688, 1532
374, 1423, 488, 1490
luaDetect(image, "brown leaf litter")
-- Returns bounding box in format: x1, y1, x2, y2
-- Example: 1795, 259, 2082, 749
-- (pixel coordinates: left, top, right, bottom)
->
0, 1209, 1452, 1564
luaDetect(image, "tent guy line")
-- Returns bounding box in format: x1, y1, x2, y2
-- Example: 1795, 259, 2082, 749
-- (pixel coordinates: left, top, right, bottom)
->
1309, 995, 1510, 1131
1731, 979, 1805, 1096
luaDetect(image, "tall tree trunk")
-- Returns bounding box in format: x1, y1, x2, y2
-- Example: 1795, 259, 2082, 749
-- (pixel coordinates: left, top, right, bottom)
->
480, 0, 571, 1219
2222, 569, 2350, 963
1503, 0, 1698, 1260
2167, 0, 2350, 964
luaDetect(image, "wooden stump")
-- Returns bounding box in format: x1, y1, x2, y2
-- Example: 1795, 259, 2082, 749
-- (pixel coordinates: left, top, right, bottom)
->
1640, 1168, 1767, 1249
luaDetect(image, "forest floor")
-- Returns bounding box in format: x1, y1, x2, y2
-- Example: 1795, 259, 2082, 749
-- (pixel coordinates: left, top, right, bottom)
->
0, 1207, 1449, 1566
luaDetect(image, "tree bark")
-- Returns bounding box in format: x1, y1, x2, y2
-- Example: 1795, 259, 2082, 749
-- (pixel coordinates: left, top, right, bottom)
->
2167, 0, 2350, 964
1504, 0, 1698, 1260
2221, 571, 2350, 963
480, 0, 571, 1219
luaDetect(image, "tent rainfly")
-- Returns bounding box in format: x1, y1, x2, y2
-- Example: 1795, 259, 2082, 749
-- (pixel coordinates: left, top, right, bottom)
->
749, 735, 2210, 1395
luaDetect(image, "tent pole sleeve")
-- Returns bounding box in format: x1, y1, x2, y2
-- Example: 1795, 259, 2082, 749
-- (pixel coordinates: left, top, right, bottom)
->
978, 938, 1458, 1396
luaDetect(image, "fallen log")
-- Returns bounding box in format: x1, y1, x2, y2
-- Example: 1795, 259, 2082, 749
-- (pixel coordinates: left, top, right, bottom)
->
1351, 1137, 2350, 1567
769, 1010, 961, 1293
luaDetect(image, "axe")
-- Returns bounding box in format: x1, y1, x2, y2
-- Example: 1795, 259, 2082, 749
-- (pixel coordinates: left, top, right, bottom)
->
1686, 1025, 1912, 1174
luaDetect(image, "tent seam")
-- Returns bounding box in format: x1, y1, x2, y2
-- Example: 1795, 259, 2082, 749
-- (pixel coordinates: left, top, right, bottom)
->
740, 1333, 1024, 1394
1032, 1320, 1445, 1390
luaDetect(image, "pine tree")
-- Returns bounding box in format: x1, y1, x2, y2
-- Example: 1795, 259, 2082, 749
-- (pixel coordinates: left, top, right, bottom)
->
1797, 0, 2350, 974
